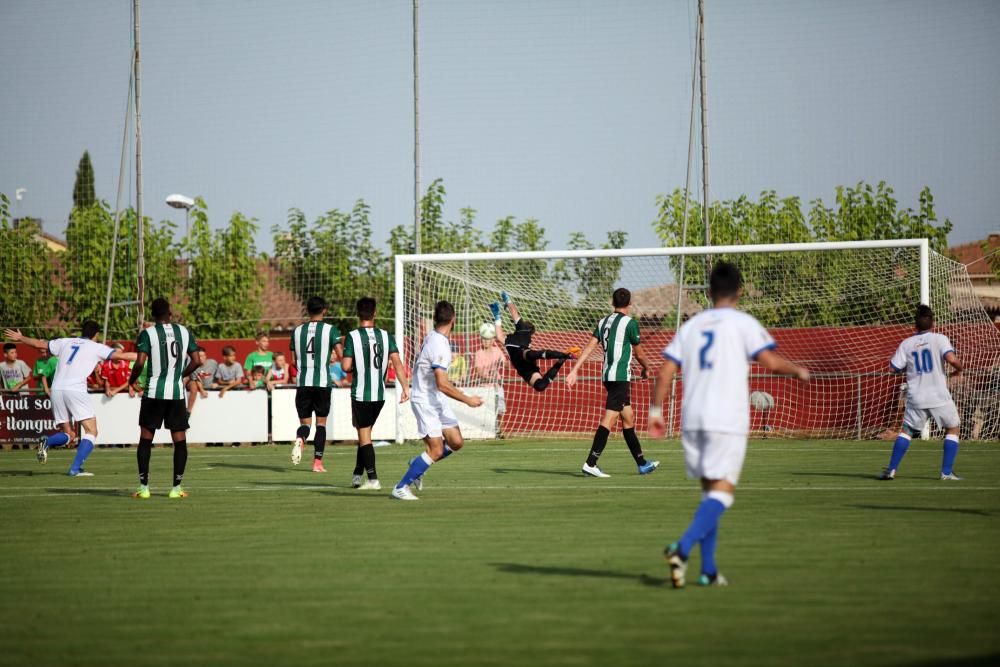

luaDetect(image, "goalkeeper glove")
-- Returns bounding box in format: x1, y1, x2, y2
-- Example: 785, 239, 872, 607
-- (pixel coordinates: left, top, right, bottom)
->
501, 291, 512, 308
489, 302, 501, 322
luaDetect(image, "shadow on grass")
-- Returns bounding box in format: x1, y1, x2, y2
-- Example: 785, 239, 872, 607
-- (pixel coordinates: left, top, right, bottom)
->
790, 471, 882, 480
46, 487, 127, 497
315, 489, 389, 499
207, 462, 287, 473
846, 503, 990, 517
904, 653, 1000, 667
250, 480, 341, 489
492, 562, 668, 588
0, 470, 62, 477
492, 468, 582, 479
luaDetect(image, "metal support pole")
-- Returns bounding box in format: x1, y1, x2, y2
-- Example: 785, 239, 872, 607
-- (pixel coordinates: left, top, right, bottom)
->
698, 0, 711, 283
412, 0, 421, 254
856, 375, 863, 440
133, 0, 145, 332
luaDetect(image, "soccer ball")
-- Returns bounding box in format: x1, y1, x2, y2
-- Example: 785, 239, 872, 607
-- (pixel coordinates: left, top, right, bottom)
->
479, 322, 496, 339
750, 390, 774, 410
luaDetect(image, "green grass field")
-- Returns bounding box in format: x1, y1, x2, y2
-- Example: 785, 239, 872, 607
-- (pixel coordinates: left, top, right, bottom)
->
2, 438, 998, 667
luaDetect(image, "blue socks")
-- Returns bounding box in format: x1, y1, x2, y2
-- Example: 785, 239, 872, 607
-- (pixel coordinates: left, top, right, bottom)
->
397, 452, 433, 489
942, 435, 959, 475
678, 491, 732, 560
441, 445, 454, 460
46, 431, 71, 449
700, 526, 719, 577
69, 436, 94, 474
888, 433, 911, 471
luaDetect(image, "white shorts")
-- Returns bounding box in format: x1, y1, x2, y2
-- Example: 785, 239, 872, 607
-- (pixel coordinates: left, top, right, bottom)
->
50, 389, 95, 425
495, 385, 506, 415
411, 400, 459, 439
681, 430, 748, 486
903, 400, 960, 432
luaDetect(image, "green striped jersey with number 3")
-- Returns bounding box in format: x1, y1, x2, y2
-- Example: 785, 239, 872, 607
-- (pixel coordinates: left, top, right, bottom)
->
594, 312, 641, 382
290, 322, 340, 388
343, 327, 398, 402
136, 323, 197, 400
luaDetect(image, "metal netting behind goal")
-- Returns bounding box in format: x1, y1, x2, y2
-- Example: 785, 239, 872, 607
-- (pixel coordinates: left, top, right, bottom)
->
396, 241, 1000, 440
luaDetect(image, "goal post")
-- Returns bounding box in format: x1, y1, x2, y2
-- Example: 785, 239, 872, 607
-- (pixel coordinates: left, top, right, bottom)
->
395, 239, 1000, 441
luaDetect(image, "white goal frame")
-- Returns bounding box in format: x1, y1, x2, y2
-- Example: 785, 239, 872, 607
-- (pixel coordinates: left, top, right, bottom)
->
393, 238, 931, 441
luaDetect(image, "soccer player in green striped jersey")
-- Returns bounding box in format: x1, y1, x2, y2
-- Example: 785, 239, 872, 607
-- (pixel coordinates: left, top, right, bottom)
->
128, 298, 199, 499
341, 297, 411, 490
288, 296, 344, 472
566, 288, 657, 478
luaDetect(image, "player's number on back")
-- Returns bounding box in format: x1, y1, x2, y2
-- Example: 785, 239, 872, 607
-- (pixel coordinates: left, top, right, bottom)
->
168, 340, 181, 359
373, 342, 384, 369
67, 344, 81, 364
305, 336, 315, 357
699, 330, 715, 370
601, 326, 611, 351
911, 349, 933, 374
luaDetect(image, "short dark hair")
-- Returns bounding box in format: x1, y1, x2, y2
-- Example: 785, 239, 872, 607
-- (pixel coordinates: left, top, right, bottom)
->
3, 343, 15, 352
255, 332, 268, 341
612, 287, 631, 308
357, 297, 377, 321
274, 351, 285, 358
306, 296, 327, 315
251, 365, 264, 374
81, 320, 100, 339
434, 300, 455, 326
709, 261, 743, 300
222, 345, 236, 356
915, 304, 935, 331
195, 346, 206, 353
151, 298, 170, 320
520, 320, 536, 335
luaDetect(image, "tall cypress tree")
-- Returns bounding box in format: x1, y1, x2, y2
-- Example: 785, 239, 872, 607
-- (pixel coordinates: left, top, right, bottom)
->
73, 150, 96, 209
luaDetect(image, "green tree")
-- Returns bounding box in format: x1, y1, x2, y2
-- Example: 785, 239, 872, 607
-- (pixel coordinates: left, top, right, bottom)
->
183, 199, 264, 339
63, 202, 181, 340
0, 193, 57, 336
73, 151, 96, 209
652, 182, 952, 327
273, 200, 391, 334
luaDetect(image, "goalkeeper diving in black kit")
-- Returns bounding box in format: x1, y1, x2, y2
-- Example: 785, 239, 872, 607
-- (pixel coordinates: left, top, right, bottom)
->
490, 292, 580, 392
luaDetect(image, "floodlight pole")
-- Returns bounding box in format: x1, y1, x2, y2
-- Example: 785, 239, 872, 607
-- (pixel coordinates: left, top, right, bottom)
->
413, 0, 421, 254
698, 0, 711, 283
133, 0, 145, 333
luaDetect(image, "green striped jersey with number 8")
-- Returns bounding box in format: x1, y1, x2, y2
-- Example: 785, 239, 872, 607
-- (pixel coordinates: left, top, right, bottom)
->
290, 321, 341, 388
594, 312, 641, 382
136, 323, 198, 400
343, 327, 398, 402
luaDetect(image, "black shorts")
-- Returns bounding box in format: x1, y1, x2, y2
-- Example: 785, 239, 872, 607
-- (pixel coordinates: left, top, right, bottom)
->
295, 386, 332, 419
509, 353, 540, 383
352, 399, 385, 429
139, 398, 189, 432
603, 381, 631, 412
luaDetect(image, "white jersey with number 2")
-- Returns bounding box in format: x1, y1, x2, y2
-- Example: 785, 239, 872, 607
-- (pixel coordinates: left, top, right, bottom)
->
890, 331, 955, 409
663, 307, 776, 435
48, 338, 114, 392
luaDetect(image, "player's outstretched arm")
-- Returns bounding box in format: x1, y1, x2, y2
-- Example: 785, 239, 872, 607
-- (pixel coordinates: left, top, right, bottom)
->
390, 352, 410, 403
433, 368, 483, 407
648, 359, 679, 438
944, 351, 963, 374
111, 349, 137, 363
3, 329, 49, 351
565, 337, 600, 388
756, 350, 810, 382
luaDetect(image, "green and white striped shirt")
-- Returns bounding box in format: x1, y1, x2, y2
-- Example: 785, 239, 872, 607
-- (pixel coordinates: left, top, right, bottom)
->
343, 326, 398, 402
290, 321, 341, 388
136, 323, 197, 400
593, 312, 641, 382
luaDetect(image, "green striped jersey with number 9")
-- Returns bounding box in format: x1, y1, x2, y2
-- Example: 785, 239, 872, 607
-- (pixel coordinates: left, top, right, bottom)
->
136, 323, 198, 400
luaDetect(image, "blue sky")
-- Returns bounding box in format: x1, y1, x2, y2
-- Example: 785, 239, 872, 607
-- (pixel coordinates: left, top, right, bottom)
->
2, 0, 998, 253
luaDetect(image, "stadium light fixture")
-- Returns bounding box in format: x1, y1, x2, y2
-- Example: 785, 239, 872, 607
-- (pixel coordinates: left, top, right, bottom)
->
166, 193, 196, 276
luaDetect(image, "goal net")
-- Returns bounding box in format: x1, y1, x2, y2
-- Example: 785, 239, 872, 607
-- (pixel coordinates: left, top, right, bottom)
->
396, 240, 1000, 440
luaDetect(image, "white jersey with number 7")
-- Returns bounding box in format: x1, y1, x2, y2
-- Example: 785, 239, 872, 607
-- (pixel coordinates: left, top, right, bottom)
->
663, 307, 776, 436
48, 338, 115, 392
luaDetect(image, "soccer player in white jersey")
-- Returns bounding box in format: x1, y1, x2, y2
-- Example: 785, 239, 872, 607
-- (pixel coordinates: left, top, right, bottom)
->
649, 262, 810, 587
129, 298, 199, 499
391, 300, 483, 501
5, 321, 136, 476
880, 305, 964, 481
341, 296, 410, 490
566, 287, 658, 477
289, 296, 343, 472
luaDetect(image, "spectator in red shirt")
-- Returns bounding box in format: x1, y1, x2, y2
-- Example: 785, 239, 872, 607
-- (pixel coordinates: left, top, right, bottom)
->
100, 342, 131, 396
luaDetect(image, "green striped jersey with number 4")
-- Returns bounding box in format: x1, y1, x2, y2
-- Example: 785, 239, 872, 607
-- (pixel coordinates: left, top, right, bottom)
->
136, 323, 197, 400
594, 312, 640, 381
290, 322, 341, 388
343, 327, 398, 402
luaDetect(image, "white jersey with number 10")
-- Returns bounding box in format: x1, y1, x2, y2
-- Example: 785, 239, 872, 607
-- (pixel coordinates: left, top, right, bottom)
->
663, 307, 776, 436
890, 331, 955, 409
